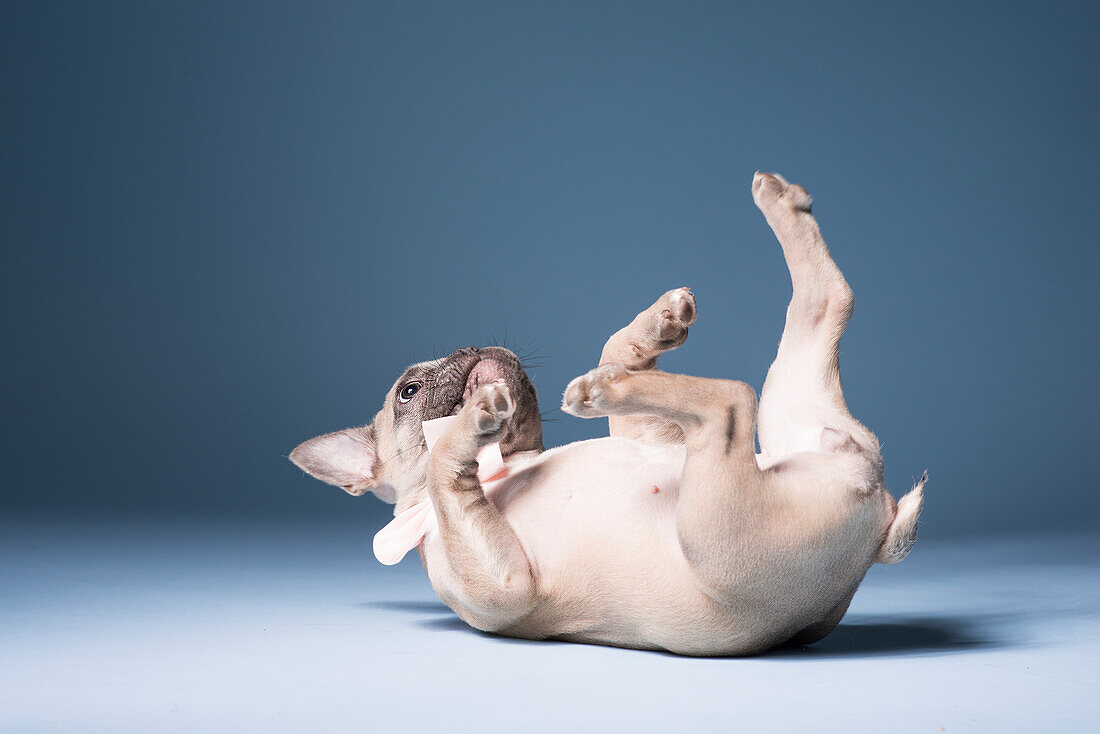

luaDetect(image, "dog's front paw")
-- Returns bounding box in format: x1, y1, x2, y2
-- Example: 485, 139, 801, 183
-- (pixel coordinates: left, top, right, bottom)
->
624, 288, 697, 363
752, 171, 812, 214
654, 287, 696, 347
562, 362, 630, 418
468, 380, 515, 436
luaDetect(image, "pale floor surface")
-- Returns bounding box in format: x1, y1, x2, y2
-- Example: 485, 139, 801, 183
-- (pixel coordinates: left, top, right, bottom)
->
2, 516, 1098, 733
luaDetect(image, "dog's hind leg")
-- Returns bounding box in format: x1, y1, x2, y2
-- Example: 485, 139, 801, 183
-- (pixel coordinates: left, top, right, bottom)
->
563, 364, 767, 602
597, 288, 697, 443
751, 173, 876, 465
752, 173, 925, 572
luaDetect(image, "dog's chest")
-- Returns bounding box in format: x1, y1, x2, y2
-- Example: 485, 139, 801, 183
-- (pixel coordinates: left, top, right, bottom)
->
483, 438, 687, 568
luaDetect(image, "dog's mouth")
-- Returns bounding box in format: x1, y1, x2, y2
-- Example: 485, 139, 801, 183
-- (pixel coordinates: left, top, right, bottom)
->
452, 357, 511, 415
437, 347, 543, 455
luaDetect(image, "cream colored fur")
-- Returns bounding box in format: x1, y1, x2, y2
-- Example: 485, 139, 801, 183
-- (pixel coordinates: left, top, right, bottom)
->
290, 172, 925, 655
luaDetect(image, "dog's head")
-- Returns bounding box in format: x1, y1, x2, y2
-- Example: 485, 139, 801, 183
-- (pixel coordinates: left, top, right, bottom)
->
289, 346, 542, 503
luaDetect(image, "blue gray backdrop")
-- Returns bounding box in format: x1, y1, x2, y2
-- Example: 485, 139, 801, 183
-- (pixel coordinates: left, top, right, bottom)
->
3, 1, 1097, 536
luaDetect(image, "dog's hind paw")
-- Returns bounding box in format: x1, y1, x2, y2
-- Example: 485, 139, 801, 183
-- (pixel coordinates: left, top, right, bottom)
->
561, 362, 631, 418
752, 171, 813, 214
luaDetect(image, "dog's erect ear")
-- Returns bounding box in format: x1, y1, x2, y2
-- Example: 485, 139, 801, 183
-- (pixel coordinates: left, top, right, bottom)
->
289, 425, 395, 502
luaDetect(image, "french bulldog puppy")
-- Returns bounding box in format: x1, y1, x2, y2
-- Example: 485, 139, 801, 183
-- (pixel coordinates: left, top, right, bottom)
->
290, 173, 925, 656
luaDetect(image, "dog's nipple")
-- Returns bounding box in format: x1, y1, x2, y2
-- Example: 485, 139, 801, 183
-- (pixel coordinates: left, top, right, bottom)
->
651, 485, 660, 494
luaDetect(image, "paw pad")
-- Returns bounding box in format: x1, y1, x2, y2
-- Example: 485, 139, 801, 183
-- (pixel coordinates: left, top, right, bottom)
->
561, 363, 629, 418
654, 287, 696, 347
753, 171, 813, 213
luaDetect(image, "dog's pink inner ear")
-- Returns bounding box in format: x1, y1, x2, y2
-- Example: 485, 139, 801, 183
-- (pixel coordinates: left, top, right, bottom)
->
289, 425, 389, 499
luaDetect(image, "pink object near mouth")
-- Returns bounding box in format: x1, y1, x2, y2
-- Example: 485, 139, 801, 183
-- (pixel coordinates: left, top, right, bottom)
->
421, 415, 505, 479
372, 418, 506, 566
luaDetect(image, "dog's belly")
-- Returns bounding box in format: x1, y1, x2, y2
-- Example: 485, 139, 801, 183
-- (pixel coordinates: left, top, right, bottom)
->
476, 437, 888, 653
485, 438, 730, 648
488, 437, 686, 569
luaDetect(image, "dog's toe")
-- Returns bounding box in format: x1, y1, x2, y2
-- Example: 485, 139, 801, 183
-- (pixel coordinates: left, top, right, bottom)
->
562, 363, 629, 418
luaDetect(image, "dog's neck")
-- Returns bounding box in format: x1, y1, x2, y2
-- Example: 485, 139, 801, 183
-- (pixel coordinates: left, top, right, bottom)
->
392, 471, 430, 515
390, 449, 541, 515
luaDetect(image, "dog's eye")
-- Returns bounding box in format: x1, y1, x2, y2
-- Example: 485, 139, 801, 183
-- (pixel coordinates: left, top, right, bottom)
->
398, 381, 423, 403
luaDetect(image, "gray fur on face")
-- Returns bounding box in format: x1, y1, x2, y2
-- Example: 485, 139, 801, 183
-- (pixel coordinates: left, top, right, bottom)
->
392, 346, 542, 456
290, 346, 542, 504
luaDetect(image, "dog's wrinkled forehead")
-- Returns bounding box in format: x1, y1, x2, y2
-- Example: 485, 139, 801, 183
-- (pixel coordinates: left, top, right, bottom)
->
384, 346, 543, 457
390, 346, 484, 424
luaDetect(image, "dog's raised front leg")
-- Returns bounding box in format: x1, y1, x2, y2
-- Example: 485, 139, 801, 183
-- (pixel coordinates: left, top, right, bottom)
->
427, 382, 538, 632
563, 364, 764, 594
598, 287, 697, 443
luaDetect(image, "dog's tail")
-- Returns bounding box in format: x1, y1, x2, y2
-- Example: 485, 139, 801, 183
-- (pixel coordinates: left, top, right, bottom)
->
874, 471, 927, 564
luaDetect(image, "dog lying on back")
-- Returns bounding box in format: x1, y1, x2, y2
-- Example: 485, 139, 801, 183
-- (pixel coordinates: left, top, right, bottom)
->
290, 173, 925, 655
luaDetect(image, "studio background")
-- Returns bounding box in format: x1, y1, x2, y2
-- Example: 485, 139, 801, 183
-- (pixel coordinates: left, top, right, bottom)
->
2, 3, 1099, 731
4, 1, 1096, 535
